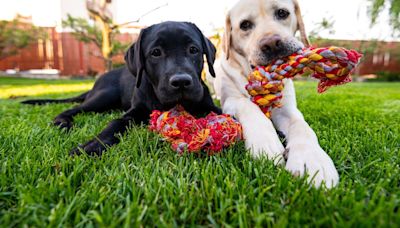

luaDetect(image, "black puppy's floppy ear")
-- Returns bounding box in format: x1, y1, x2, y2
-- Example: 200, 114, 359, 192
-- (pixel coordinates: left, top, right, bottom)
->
186, 23, 217, 77
202, 35, 217, 77
125, 28, 147, 87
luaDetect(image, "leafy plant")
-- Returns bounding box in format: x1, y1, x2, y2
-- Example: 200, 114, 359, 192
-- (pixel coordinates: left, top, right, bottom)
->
0, 16, 46, 60
308, 17, 335, 43
62, 14, 129, 72
369, 0, 400, 36
373, 71, 400, 81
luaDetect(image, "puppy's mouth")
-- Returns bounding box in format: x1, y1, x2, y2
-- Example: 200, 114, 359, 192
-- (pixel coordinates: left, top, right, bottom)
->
250, 39, 303, 67
250, 50, 296, 67
181, 91, 203, 102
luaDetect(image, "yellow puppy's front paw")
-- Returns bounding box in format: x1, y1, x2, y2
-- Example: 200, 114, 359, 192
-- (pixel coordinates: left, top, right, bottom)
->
245, 129, 285, 165
285, 143, 339, 188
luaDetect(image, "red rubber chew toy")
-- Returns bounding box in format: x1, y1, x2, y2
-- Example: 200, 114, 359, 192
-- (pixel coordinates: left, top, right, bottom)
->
149, 105, 242, 154
246, 46, 362, 118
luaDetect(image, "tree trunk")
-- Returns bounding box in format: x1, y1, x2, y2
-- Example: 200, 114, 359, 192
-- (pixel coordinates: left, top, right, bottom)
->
105, 58, 113, 71
90, 14, 113, 72
87, 0, 113, 72
100, 18, 112, 71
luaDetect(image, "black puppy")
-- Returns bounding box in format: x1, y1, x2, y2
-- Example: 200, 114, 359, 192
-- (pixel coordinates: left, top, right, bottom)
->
22, 21, 221, 156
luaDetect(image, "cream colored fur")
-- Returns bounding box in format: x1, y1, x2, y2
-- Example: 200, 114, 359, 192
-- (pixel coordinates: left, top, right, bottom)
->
209, 0, 339, 188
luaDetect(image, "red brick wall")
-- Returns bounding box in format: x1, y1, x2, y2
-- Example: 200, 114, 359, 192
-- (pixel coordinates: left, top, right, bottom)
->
0, 27, 58, 71
357, 42, 400, 75
0, 28, 138, 76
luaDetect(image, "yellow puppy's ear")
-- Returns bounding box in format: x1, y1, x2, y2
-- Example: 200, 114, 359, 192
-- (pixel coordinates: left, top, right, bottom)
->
293, 0, 311, 47
223, 13, 232, 60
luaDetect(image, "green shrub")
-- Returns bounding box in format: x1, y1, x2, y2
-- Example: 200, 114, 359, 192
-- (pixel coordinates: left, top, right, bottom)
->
372, 71, 400, 81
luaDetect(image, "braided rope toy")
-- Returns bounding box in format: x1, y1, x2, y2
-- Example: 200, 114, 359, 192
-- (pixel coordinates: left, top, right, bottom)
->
149, 105, 242, 154
246, 46, 362, 118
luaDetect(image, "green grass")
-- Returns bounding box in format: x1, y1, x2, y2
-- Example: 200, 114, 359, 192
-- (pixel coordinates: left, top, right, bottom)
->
0, 77, 399, 227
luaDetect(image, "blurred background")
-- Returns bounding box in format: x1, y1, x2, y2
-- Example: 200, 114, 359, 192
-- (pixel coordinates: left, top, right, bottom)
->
0, 0, 399, 81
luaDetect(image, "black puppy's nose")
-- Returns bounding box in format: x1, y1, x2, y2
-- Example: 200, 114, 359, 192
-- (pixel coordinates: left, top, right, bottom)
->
259, 34, 283, 53
169, 74, 193, 90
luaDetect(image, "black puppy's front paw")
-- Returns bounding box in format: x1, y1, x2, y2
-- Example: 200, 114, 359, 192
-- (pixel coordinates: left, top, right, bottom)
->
53, 116, 73, 130
69, 139, 107, 157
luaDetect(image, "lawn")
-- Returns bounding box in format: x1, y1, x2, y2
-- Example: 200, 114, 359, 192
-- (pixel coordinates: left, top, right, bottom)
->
0, 76, 399, 227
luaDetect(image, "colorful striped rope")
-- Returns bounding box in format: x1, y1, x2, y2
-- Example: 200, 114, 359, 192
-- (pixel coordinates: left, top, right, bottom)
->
245, 46, 362, 118
149, 105, 243, 154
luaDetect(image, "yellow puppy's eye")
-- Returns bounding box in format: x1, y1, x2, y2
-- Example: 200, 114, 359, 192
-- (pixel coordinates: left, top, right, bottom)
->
240, 20, 254, 31
275, 9, 290, 20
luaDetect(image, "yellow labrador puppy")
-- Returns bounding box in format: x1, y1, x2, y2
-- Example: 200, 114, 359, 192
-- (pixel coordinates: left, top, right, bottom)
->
211, 0, 339, 188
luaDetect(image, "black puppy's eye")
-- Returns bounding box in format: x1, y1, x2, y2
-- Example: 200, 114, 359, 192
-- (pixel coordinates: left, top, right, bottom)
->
240, 20, 254, 31
151, 48, 162, 57
189, 46, 199, 54
275, 9, 290, 20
